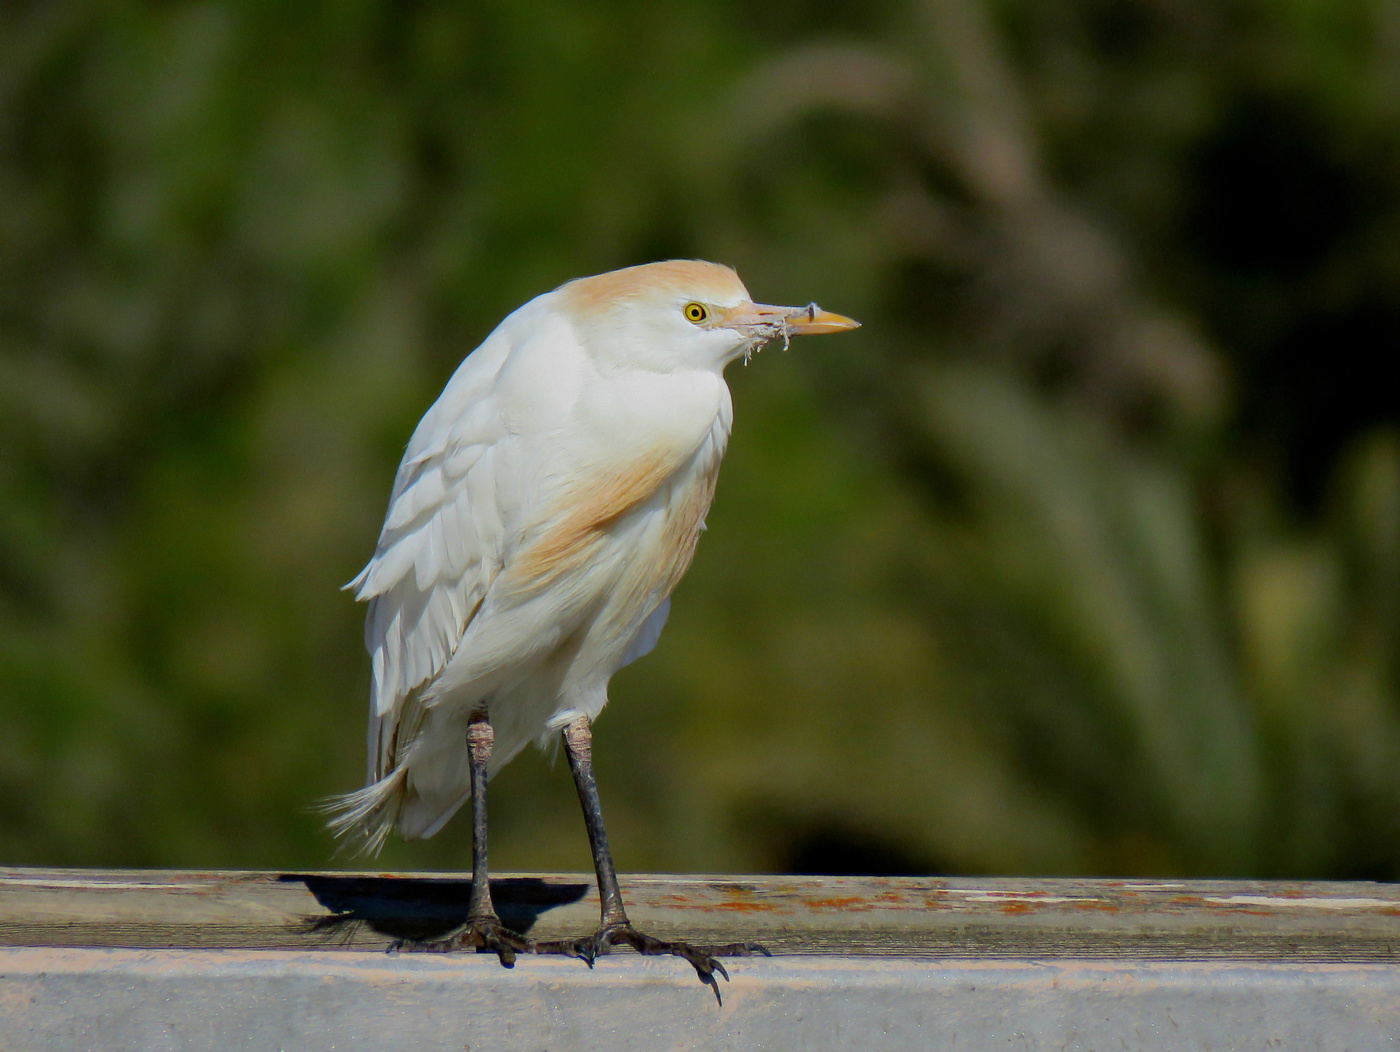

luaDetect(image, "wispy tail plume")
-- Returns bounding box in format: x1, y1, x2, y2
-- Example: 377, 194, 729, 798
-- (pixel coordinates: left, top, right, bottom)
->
316, 768, 408, 858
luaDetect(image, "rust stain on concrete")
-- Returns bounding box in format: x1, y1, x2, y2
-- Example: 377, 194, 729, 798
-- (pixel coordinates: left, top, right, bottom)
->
804, 897, 868, 911
699, 901, 782, 913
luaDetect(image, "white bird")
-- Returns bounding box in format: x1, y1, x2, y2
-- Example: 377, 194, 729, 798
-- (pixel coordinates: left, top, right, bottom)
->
328, 259, 858, 995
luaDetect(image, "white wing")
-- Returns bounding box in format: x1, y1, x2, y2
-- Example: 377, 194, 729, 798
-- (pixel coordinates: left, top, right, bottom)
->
345, 325, 518, 783
620, 596, 670, 667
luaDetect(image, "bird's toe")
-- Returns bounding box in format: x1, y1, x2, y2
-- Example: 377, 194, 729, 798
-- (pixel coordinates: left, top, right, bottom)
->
397, 914, 534, 967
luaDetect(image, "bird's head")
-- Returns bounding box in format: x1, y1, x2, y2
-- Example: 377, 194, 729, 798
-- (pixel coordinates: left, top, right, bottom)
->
555, 260, 859, 373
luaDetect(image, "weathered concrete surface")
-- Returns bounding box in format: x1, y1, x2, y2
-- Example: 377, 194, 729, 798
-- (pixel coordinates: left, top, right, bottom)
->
2, 949, 1398, 1052
2, 870, 1399, 1050
4, 869, 1400, 959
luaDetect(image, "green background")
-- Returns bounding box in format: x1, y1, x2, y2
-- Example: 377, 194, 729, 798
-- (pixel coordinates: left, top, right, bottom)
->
2, 0, 1399, 879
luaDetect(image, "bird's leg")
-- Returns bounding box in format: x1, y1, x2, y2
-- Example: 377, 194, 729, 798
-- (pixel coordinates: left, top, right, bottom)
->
403, 711, 533, 965
533, 714, 768, 1002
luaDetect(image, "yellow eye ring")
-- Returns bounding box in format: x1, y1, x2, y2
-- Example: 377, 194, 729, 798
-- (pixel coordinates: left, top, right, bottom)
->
683, 302, 709, 324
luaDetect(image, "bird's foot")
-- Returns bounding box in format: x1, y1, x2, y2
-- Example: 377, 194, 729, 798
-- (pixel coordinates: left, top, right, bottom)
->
535, 922, 770, 1003
388, 914, 534, 968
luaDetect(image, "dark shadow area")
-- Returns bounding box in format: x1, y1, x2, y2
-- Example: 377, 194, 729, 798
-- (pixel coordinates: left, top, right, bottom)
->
735, 799, 948, 876
279, 873, 590, 943
784, 825, 941, 877
742, 813, 944, 877
1182, 92, 1400, 511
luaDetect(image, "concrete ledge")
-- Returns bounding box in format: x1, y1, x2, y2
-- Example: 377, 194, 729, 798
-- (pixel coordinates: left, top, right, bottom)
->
2, 869, 1399, 1049
4, 949, 1399, 1051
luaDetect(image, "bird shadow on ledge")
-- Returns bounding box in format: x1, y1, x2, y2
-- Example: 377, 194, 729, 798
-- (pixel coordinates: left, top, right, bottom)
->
278, 873, 590, 944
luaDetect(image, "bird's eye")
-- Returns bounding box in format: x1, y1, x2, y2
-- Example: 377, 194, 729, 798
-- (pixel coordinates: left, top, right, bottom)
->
683, 302, 709, 325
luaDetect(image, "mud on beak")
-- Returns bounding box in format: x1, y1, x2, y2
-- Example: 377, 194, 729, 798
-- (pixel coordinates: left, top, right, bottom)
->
720, 301, 861, 340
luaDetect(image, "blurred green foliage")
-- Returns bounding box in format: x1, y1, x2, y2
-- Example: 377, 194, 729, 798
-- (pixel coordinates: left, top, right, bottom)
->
1, 0, 1398, 878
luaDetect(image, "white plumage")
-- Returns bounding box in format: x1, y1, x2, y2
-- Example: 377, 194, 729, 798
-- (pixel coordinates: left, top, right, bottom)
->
328, 260, 857, 854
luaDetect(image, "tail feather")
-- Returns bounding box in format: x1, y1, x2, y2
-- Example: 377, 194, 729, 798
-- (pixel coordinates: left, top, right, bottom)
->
318, 767, 408, 858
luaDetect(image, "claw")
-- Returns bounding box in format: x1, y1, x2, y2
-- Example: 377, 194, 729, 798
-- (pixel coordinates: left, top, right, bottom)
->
702, 971, 723, 1006
535, 921, 766, 1004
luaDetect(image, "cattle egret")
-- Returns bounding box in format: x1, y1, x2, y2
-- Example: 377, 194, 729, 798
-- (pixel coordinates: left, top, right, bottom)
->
329, 259, 858, 997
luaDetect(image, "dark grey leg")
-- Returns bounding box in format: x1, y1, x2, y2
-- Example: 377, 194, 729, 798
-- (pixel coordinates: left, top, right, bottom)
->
535, 714, 769, 1003
466, 713, 499, 920
401, 711, 533, 965
562, 715, 627, 926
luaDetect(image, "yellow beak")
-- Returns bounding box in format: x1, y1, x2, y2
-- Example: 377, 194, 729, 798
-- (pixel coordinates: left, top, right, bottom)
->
720, 301, 861, 338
